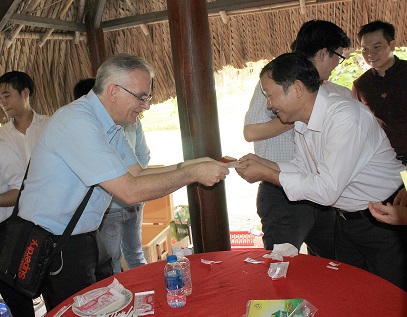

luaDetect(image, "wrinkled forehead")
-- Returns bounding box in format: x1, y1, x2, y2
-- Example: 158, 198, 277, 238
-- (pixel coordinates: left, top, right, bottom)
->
126, 69, 152, 90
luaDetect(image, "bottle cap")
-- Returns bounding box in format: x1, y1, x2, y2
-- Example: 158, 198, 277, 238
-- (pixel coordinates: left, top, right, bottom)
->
167, 255, 177, 263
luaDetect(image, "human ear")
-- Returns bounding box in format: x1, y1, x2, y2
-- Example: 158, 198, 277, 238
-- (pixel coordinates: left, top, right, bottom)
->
315, 48, 327, 63
22, 87, 30, 99
293, 80, 305, 97
389, 40, 396, 52
106, 84, 118, 102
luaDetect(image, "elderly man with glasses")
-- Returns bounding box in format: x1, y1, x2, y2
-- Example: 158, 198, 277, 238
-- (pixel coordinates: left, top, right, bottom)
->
0, 53, 229, 316
73, 78, 151, 276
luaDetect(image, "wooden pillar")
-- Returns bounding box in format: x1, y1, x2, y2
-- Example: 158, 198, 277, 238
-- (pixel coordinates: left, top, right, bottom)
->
85, 12, 106, 76
167, 0, 231, 253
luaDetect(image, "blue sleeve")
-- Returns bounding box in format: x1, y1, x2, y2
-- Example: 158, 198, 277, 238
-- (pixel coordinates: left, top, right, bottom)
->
134, 119, 151, 168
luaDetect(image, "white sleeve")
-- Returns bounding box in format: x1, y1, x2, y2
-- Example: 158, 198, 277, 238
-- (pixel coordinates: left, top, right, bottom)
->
244, 81, 275, 126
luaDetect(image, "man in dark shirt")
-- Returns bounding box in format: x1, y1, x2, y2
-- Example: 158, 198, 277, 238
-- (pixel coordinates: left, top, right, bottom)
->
352, 20, 407, 163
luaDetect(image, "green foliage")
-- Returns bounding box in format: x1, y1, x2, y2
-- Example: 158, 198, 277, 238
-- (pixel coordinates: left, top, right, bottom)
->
330, 48, 407, 89
330, 53, 364, 89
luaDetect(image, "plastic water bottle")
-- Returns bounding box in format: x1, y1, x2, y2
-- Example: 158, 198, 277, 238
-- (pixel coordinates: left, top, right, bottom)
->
173, 248, 192, 295
164, 255, 186, 308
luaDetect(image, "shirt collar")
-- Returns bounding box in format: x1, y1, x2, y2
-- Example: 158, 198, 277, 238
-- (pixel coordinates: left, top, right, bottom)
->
294, 87, 328, 134
86, 90, 122, 138
8, 109, 38, 132
371, 55, 399, 77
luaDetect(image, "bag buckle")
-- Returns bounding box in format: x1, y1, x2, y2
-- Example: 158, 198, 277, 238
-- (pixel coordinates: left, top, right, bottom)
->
4, 270, 17, 280
335, 208, 347, 220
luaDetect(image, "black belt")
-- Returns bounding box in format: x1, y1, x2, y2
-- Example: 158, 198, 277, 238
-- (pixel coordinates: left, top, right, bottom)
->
335, 184, 404, 221
334, 208, 368, 220
53, 230, 95, 240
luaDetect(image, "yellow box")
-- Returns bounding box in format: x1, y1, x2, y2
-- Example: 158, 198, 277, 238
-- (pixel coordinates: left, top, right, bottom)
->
142, 191, 174, 263
142, 224, 171, 263
143, 194, 174, 224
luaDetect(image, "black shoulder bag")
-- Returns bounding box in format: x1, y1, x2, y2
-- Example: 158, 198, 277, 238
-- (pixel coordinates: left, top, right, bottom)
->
0, 164, 94, 299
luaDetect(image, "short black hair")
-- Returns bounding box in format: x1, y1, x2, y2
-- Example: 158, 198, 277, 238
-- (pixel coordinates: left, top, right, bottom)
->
73, 78, 95, 99
293, 20, 351, 58
0, 71, 35, 97
357, 20, 395, 44
260, 52, 320, 93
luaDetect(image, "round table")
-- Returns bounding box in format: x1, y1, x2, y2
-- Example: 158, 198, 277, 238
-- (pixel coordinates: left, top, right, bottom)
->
46, 250, 407, 316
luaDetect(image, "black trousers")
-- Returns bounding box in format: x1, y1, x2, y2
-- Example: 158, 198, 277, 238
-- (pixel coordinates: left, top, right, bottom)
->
42, 230, 113, 311
335, 212, 407, 291
257, 181, 336, 260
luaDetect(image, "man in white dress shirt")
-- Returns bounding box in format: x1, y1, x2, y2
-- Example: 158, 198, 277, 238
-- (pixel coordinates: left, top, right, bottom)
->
0, 141, 24, 223
0, 71, 49, 315
0, 71, 49, 166
244, 20, 352, 257
237, 52, 407, 291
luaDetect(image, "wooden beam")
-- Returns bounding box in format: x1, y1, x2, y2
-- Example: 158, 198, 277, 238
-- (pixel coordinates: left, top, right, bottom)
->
4, 0, 40, 48
38, 0, 74, 47
167, 0, 231, 253
9, 13, 85, 32
3, 0, 350, 35
101, 10, 168, 31
206, 0, 306, 12
219, 11, 229, 24
0, 0, 21, 33
0, 31, 85, 40
85, 12, 106, 76
101, 0, 290, 32
92, 0, 106, 30
101, 0, 348, 32
74, 0, 86, 44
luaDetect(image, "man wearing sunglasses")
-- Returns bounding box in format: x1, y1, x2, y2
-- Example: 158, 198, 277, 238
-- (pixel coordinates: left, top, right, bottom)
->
244, 20, 351, 259
1, 53, 229, 316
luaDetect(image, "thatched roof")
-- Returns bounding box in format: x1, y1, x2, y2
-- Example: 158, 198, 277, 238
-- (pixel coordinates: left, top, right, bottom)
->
1, 0, 407, 122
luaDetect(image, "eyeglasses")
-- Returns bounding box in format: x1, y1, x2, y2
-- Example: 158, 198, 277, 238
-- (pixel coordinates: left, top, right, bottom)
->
329, 50, 346, 64
115, 84, 152, 103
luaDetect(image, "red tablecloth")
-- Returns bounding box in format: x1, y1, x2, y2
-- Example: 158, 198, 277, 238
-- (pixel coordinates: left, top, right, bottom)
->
46, 250, 407, 316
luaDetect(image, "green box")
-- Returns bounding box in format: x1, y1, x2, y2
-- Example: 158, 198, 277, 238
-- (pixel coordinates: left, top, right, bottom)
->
246, 299, 303, 317
169, 220, 191, 243
173, 205, 190, 225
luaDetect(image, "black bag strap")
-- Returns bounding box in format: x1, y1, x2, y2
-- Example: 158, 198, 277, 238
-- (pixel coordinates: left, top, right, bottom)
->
11, 161, 30, 218
53, 185, 94, 254
12, 161, 95, 254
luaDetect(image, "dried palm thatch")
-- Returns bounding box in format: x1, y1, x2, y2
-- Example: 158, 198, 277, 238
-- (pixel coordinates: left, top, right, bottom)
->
0, 0, 406, 123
